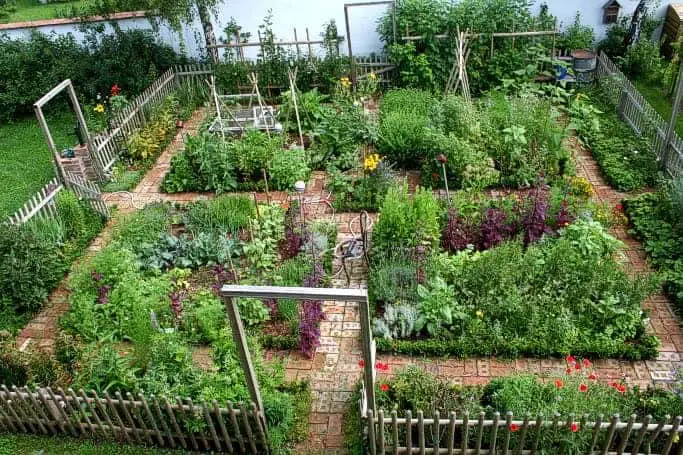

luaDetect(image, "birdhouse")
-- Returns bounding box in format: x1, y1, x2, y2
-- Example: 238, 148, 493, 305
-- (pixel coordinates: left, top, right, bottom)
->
603, 0, 621, 24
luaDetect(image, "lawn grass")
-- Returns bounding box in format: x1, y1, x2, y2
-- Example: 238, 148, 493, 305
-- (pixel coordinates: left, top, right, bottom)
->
0, 108, 78, 219
0, 434, 182, 455
632, 78, 683, 138
0, 0, 85, 24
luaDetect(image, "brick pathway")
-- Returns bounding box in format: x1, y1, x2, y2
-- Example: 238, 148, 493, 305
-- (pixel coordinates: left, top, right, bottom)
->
13, 106, 683, 455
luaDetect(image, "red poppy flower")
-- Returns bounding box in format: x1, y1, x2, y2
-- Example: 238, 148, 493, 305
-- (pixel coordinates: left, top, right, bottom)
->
554, 379, 564, 389
616, 384, 627, 394
615, 203, 623, 212
570, 423, 579, 433
582, 358, 591, 368
579, 383, 588, 393
509, 424, 520, 432
589, 373, 597, 381
565, 367, 572, 375
610, 382, 619, 388
575, 362, 582, 370
358, 359, 365, 368
380, 383, 389, 392
565, 355, 576, 365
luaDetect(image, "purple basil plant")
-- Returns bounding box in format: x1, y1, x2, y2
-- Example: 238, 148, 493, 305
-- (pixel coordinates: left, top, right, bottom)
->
479, 208, 516, 250
299, 262, 326, 358
441, 209, 478, 253
520, 184, 553, 249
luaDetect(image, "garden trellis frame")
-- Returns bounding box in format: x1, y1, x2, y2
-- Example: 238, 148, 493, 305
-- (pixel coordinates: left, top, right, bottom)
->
34, 79, 105, 183
220, 285, 377, 416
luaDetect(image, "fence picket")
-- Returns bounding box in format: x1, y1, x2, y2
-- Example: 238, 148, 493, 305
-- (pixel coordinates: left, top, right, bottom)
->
0, 386, 26, 432
590, 415, 604, 453
631, 415, 651, 455
378, 409, 385, 455
503, 412, 513, 455
128, 392, 153, 445
103, 391, 130, 443
117, 391, 141, 444
662, 416, 681, 454
178, 397, 199, 451
490, 412, 500, 454
368, 409, 377, 455
26, 387, 55, 435
213, 401, 234, 453
617, 414, 637, 454
151, 396, 174, 448
433, 410, 440, 453
406, 410, 413, 454
239, 402, 258, 454
228, 401, 245, 453
601, 415, 620, 454
417, 410, 425, 455
11, 386, 41, 434
201, 401, 221, 451
461, 411, 469, 454
392, 410, 400, 455
164, 397, 186, 449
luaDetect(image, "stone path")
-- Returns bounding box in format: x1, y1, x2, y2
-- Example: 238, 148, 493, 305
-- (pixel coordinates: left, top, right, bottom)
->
13, 107, 683, 455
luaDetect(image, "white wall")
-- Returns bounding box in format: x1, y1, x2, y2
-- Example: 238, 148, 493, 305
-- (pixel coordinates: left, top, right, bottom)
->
210, 0, 391, 59
531, 0, 667, 41
0, 0, 668, 60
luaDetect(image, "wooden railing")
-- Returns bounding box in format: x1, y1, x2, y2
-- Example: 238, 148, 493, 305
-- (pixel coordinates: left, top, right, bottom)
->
0, 386, 267, 454
595, 51, 683, 177
362, 408, 683, 455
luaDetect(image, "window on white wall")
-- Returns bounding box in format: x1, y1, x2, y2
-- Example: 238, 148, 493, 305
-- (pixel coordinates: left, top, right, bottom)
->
602, 0, 621, 24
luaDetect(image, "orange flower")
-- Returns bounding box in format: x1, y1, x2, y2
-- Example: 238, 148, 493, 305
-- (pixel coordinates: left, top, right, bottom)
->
554, 379, 564, 389
509, 424, 520, 432
579, 383, 588, 393
380, 383, 390, 392
570, 423, 579, 432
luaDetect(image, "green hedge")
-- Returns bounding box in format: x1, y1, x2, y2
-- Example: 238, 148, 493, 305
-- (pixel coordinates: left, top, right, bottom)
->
375, 334, 660, 360
0, 29, 189, 121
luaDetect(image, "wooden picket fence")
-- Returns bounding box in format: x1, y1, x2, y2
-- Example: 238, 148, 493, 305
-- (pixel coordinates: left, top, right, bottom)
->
354, 54, 395, 85
6, 178, 64, 225
595, 51, 683, 177
0, 385, 268, 454
63, 172, 110, 218
91, 64, 213, 175
362, 408, 683, 455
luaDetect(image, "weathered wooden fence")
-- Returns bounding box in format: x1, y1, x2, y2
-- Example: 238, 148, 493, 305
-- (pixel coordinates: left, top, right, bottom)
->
91, 64, 212, 175
354, 54, 395, 85
595, 51, 683, 177
6, 178, 63, 225
0, 386, 267, 454
362, 407, 683, 455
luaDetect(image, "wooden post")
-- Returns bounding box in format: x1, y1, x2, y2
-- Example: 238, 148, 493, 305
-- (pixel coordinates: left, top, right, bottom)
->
306, 28, 313, 62
294, 28, 301, 59
67, 81, 105, 182
359, 293, 376, 415
663, 57, 683, 170
345, 5, 356, 86
224, 296, 265, 418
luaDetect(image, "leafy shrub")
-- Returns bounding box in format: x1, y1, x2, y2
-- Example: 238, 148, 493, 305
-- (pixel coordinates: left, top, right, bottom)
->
232, 130, 282, 181
123, 96, 178, 164
110, 203, 171, 252
626, 186, 683, 311
380, 88, 437, 118
0, 224, 66, 314
269, 148, 311, 190
55, 190, 105, 260
573, 92, 659, 192
185, 195, 255, 235
378, 112, 432, 168
0, 29, 188, 121
137, 232, 240, 271
372, 185, 441, 259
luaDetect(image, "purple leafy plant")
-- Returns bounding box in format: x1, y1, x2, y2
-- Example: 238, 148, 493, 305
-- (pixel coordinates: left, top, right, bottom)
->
279, 227, 303, 260
554, 199, 573, 230
91, 270, 110, 305
520, 184, 553, 249
299, 262, 326, 358
169, 291, 184, 320
212, 264, 236, 295
441, 209, 478, 253
479, 208, 516, 250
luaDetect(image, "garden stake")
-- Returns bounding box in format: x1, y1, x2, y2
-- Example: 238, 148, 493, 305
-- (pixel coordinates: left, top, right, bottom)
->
252, 193, 260, 219
261, 168, 271, 204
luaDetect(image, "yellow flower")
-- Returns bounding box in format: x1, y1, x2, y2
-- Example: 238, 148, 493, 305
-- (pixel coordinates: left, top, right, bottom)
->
369, 72, 377, 80
673, 433, 680, 444
363, 153, 380, 171
475, 310, 484, 318
94, 104, 105, 113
